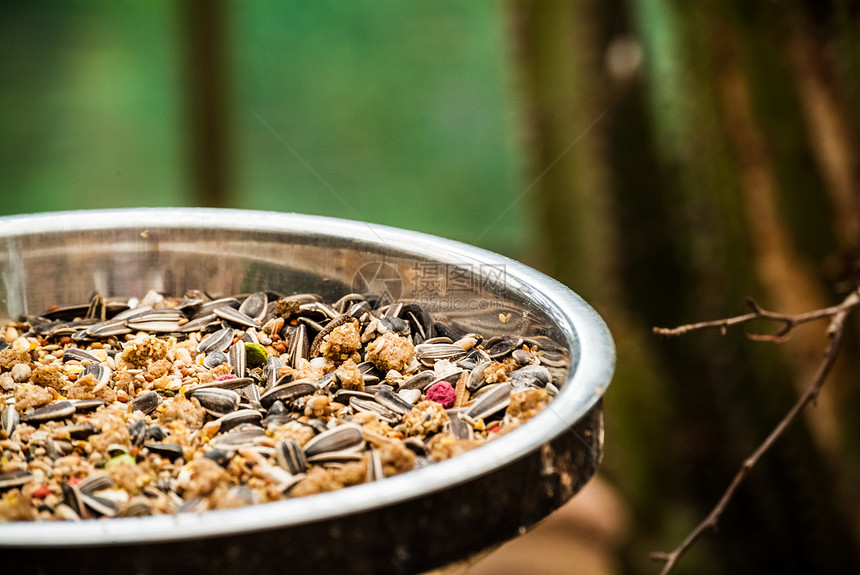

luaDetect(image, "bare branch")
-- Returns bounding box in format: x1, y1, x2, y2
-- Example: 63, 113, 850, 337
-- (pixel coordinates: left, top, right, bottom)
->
650, 288, 860, 573
652, 295, 855, 339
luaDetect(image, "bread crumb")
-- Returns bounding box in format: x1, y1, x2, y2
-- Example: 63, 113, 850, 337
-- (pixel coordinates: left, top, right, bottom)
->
366, 332, 414, 372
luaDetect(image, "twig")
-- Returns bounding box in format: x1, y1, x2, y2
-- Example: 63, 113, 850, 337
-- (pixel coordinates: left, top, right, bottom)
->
653, 296, 854, 341
650, 287, 860, 574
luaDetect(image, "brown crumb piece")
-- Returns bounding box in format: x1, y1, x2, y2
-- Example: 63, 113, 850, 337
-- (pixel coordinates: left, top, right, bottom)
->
210, 486, 252, 510
197, 363, 232, 384
365, 332, 414, 372
108, 460, 152, 495
148, 358, 172, 378
290, 461, 367, 497
355, 412, 397, 438
319, 320, 361, 361
66, 373, 117, 403
270, 421, 317, 446
304, 395, 330, 418
158, 395, 206, 429
119, 334, 170, 369
30, 364, 66, 390
335, 359, 364, 391
178, 458, 233, 499
274, 298, 301, 318
280, 359, 326, 384
352, 411, 378, 426
289, 467, 340, 497
112, 369, 136, 393
379, 441, 415, 476
14, 384, 53, 410
401, 401, 449, 437
483, 361, 509, 383
0, 488, 36, 521
507, 388, 550, 421
88, 404, 132, 453
330, 460, 368, 486
426, 432, 481, 461
0, 348, 31, 370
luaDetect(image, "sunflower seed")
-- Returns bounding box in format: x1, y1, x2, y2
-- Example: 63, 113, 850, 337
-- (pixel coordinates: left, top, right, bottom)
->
198, 327, 234, 353
145, 425, 168, 442
0, 469, 32, 490
367, 449, 384, 481
303, 423, 364, 457
446, 417, 474, 440
537, 349, 570, 368
131, 391, 160, 415
179, 314, 219, 333
128, 420, 147, 447
287, 324, 309, 367
264, 356, 285, 390
81, 492, 120, 517
203, 350, 229, 369
260, 380, 316, 409
55, 423, 95, 440
486, 337, 523, 359
195, 298, 240, 317
63, 348, 102, 364
143, 443, 185, 462
306, 451, 364, 464
86, 319, 132, 338
402, 437, 428, 457
464, 382, 512, 420
508, 365, 551, 389
204, 448, 232, 467
2, 404, 18, 437
401, 370, 436, 391
468, 362, 490, 392
415, 343, 467, 366
69, 399, 105, 412
186, 376, 256, 393
118, 497, 153, 517
275, 439, 307, 474
22, 400, 76, 424
238, 291, 268, 323
333, 389, 375, 404
192, 388, 241, 417
374, 388, 413, 415
214, 306, 260, 329
78, 473, 113, 495
209, 427, 267, 450
229, 341, 246, 378
215, 409, 263, 433
350, 397, 399, 424
62, 482, 85, 517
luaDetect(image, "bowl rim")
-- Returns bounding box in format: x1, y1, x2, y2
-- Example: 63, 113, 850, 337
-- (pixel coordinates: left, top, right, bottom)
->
0, 207, 615, 546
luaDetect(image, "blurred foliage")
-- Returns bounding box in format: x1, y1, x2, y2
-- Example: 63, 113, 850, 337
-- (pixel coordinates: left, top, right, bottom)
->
0, 1, 184, 212
0, 1, 527, 255
510, 0, 860, 573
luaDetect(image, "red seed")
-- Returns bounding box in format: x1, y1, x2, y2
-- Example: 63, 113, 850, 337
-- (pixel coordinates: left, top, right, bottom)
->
33, 486, 52, 499
425, 381, 456, 409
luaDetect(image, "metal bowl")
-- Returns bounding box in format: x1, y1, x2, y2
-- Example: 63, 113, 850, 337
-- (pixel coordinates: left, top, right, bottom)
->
0, 208, 614, 574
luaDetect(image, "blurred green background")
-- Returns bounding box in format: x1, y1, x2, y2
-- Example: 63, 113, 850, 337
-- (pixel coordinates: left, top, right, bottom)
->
3, 1, 860, 574
0, 1, 527, 255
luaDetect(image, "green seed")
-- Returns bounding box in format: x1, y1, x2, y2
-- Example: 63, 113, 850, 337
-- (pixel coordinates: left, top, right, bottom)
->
105, 453, 136, 469
244, 342, 268, 368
